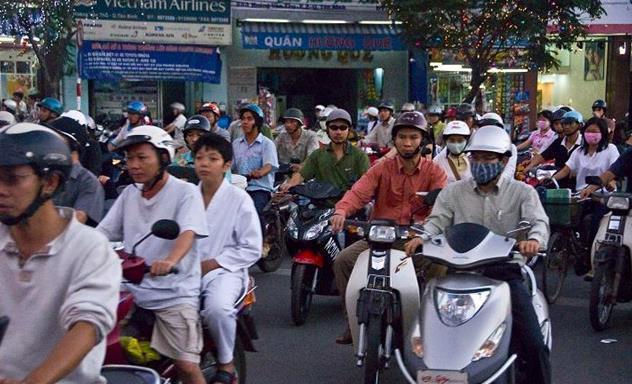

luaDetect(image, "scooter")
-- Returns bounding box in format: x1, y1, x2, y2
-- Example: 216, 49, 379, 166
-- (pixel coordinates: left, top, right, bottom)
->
285, 180, 344, 326
586, 176, 632, 331
345, 220, 551, 384
104, 220, 257, 384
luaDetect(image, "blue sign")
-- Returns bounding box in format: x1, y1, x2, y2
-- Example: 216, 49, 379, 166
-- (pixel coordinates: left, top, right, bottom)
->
79, 41, 221, 83
242, 32, 405, 51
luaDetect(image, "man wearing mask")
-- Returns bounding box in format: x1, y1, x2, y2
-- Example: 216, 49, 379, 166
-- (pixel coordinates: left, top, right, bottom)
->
433, 120, 471, 183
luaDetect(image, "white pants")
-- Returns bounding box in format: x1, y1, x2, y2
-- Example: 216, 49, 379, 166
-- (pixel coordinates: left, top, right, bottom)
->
200, 270, 245, 364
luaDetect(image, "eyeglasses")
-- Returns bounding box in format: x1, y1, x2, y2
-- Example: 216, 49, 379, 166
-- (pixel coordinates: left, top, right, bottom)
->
328, 125, 349, 131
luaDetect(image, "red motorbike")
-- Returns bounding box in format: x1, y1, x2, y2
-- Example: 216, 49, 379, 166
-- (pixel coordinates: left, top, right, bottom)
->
102, 220, 257, 384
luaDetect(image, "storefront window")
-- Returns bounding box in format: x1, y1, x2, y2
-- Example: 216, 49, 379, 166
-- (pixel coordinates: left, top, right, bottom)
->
91, 80, 160, 125
0, 52, 37, 101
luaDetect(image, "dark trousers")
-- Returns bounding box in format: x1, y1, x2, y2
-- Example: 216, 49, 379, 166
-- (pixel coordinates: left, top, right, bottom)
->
484, 264, 552, 384
247, 190, 271, 229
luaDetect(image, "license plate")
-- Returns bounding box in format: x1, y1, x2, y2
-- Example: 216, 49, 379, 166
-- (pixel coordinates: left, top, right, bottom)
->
417, 370, 468, 384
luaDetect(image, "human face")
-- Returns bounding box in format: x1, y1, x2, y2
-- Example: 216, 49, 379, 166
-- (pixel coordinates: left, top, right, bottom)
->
0, 165, 46, 220
284, 119, 300, 135
38, 108, 52, 122
593, 108, 604, 118
446, 135, 466, 145
172, 108, 180, 116
427, 114, 439, 124
378, 108, 392, 122
469, 151, 504, 164
241, 111, 257, 135
194, 146, 231, 183
185, 130, 204, 148
562, 121, 579, 136
201, 111, 217, 126
326, 119, 350, 144
395, 127, 423, 158
552, 121, 563, 134
128, 112, 141, 126
125, 143, 161, 184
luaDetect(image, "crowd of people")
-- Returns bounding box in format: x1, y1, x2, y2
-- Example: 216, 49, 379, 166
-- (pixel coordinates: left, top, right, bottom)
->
0, 91, 631, 384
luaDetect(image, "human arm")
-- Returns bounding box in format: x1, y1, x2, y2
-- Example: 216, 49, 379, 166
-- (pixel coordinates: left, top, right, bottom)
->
280, 171, 304, 193
551, 165, 571, 182
516, 138, 532, 151
519, 187, 550, 254
331, 165, 381, 232
163, 122, 176, 134
251, 139, 279, 179
524, 153, 545, 172
73, 174, 105, 224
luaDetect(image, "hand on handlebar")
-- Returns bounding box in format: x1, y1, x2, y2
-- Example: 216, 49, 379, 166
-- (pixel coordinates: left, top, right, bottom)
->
150, 260, 177, 276
404, 237, 423, 257
579, 185, 599, 200
517, 240, 540, 258
330, 214, 346, 233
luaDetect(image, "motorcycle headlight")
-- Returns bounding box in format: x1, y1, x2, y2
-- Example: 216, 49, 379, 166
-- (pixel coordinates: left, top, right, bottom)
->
472, 322, 506, 361
607, 196, 630, 211
368, 225, 397, 243
287, 217, 299, 239
304, 220, 329, 240
435, 288, 491, 327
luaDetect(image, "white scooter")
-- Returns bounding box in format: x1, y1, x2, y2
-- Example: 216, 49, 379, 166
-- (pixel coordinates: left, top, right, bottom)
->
345, 220, 551, 384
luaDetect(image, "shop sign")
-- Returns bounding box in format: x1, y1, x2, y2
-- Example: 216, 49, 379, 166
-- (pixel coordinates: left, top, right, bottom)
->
268, 49, 374, 63
78, 41, 222, 83
233, 0, 381, 12
243, 32, 403, 51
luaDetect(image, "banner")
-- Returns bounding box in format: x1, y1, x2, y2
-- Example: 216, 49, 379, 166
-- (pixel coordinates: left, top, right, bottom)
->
242, 31, 404, 51
79, 41, 222, 83
233, 0, 381, 12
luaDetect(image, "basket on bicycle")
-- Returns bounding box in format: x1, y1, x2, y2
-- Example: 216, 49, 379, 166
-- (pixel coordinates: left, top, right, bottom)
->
541, 188, 583, 227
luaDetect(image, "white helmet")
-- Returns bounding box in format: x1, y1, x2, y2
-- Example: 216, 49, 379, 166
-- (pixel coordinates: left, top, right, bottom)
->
2, 99, 17, 113
61, 110, 88, 127
400, 102, 416, 112
442, 120, 470, 137
170, 102, 186, 113
366, 107, 379, 118
321, 106, 336, 119
85, 115, 96, 130
315, 105, 325, 112
465, 126, 511, 155
116, 125, 176, 163
0, 111, 16, 126
427, 104, 443, 115
479, 112, 504, 128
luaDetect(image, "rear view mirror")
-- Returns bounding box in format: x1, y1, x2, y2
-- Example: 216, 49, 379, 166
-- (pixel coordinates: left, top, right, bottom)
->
585, 176, 603, 186
0, 316, 8, 347
151, 220, 180, 240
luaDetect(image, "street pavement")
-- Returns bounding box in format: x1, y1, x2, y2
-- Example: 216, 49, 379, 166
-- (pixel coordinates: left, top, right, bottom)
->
245, 258, 632, 384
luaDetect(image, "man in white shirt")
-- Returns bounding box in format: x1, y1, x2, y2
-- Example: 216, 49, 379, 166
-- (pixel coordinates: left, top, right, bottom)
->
364, 100, 395, 148
164, 102, 187, 148
0, 123, 120, 384
193, 133, 262, 384
98, 125, 208, 384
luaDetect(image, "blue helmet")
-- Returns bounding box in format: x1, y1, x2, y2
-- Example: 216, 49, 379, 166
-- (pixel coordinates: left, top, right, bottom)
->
561, 110, 583, 124
126, 100, 147, 115
38, 97, 64, 116
239, 104, 264, 127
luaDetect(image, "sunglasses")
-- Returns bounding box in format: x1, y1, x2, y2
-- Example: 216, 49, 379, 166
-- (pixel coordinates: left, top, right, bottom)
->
328, 125, 349, 131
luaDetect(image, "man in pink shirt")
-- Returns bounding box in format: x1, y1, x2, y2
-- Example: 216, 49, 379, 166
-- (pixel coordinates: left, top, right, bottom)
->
330, 111, 447, 344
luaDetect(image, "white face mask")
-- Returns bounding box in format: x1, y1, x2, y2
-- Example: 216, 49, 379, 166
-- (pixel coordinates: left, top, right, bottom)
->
447, 141, 467, 155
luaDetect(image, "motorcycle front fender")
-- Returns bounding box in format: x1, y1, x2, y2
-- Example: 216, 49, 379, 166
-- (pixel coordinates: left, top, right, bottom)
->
293, 249, 325, 268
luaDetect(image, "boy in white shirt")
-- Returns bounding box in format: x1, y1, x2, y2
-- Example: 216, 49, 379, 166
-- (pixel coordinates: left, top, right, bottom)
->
98, 125, 208, 384
194, 133, 262, 384
0, 123, 120, 384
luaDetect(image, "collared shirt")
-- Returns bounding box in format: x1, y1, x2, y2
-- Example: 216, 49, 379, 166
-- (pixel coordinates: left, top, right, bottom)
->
274, 128, 320, 164
300, 142, 370, 191
365, 117, 395, 148
211, 125, 231, 142
0, 208, 120, 383
335, 155, 448, 224
424, 176, 550, 256
232, 133, 279, 192
541, 135, 582, 169
528, 129, 557, 153
53, 163, 105, 225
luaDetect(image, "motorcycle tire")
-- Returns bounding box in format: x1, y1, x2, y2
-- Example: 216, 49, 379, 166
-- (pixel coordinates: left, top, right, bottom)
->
364, 314, 383, 384
589, 261, 616, 332
291, 263, 315, 326
257, 241, 285, 273
200, 336, 247, 384
542, 232, 567, 304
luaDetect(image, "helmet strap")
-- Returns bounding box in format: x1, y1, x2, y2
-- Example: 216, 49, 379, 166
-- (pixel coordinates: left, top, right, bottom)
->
0, 186, 51, 226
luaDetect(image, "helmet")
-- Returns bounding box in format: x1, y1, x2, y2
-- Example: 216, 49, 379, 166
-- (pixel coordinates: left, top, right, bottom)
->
320, 106, 336, 120
239, 104, 264, 127
400, 102, 416, 112
465, 126, 511, 156
378, 100, 395, 112
446, 107, 458, 119
592, 99, 607, 111
282, 108, 304, 125
3, 99, 17, 114
456, 103, 476, 120
38, 97, 64, 116
366, 107, 379, 118
183, 115, 211, 135
170, 102, 186, 113
0, 111, 16, 127
478, 112, 504, 128
85, 115, 96, 131
315, 105, 325, 112
116, 125, 176, 163
442, 120, 471, 137
47, 116, 89, 153
561, 110, 583, 124
392, 111, 428, 138
551, 109, 567, 122
427, 104, 443, 115
326, 108, 353, 127
61, 110, 88, 127
126, 100, 147, 115
198, 102, 220, 116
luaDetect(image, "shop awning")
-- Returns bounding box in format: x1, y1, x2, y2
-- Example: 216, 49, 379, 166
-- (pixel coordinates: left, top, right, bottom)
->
240, 22, 405, 51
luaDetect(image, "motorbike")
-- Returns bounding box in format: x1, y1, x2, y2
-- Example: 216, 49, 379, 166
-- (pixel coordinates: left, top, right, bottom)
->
345, 219, 551, 384
285, 180, 344, 326
586, 176, 632, 331
103, 219, 258, 384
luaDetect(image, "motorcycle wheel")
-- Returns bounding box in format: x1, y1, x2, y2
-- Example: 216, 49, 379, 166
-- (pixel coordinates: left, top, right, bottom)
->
364, 315, 382, 384
542, 232, 567, 304
291, 263, 315, 326
200, 336, 247, 384
257, 229, 285, 273
589, 261, 615, 332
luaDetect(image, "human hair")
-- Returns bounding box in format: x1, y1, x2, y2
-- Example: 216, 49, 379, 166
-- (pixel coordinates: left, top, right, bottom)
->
581, 117, 609, 154
537, 110, 554, 123
192, 132, 233, 162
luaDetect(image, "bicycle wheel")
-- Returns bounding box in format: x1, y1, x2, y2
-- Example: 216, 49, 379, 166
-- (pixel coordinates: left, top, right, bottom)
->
589, 260, 616, 331
543, 232, 568, 304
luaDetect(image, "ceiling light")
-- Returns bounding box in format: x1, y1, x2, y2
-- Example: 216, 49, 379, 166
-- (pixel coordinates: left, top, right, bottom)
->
429, 61, 442, 67
302, 20, 348, 24
359, 21, 403, 25
242, 18, 291, 23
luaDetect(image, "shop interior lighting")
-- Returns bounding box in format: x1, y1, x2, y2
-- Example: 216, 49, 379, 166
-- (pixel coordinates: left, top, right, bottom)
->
434, 65, 472, 72
302, 20, 348, 24
0, 36, 15, 43
487, 68, 528, 73
359, 21, 403, 25
429, 61, 442, 67
242, 18, 291, 23
619, 42, 627, 55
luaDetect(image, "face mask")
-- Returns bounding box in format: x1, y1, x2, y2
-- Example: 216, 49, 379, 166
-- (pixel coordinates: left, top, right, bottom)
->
584, 132, 602, 145
536, 120, 550, 131
447, 141, 466, 155
470, 161, 504, 185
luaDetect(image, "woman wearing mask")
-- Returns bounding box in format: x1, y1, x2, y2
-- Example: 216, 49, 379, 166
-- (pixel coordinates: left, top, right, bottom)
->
433, 120, 472, 183
517, 110, 556, 153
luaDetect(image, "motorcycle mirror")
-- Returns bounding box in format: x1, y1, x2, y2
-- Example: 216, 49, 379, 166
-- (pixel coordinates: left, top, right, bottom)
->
585, 176, 603, 186
151, 219, 180, 240
0, 316, 8, 347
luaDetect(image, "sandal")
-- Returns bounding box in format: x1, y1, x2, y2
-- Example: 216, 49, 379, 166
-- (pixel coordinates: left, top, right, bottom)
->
210, 370, 237, 384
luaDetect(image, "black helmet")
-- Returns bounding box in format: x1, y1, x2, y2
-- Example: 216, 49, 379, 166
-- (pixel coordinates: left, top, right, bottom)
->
551, 109, 567, 122
282, 108, 304, 126
378, 100, 395, 112
392, 111, 428, 138
183, 115, 211, 135
47, 116, 89, 154
456, 103, 476, 120
0, 123, 72, 225
592, 99, 607, 111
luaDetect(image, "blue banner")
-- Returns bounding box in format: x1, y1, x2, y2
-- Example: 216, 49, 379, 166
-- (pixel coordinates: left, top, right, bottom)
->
79, 41, 221, 83
242, 32, 405, 51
